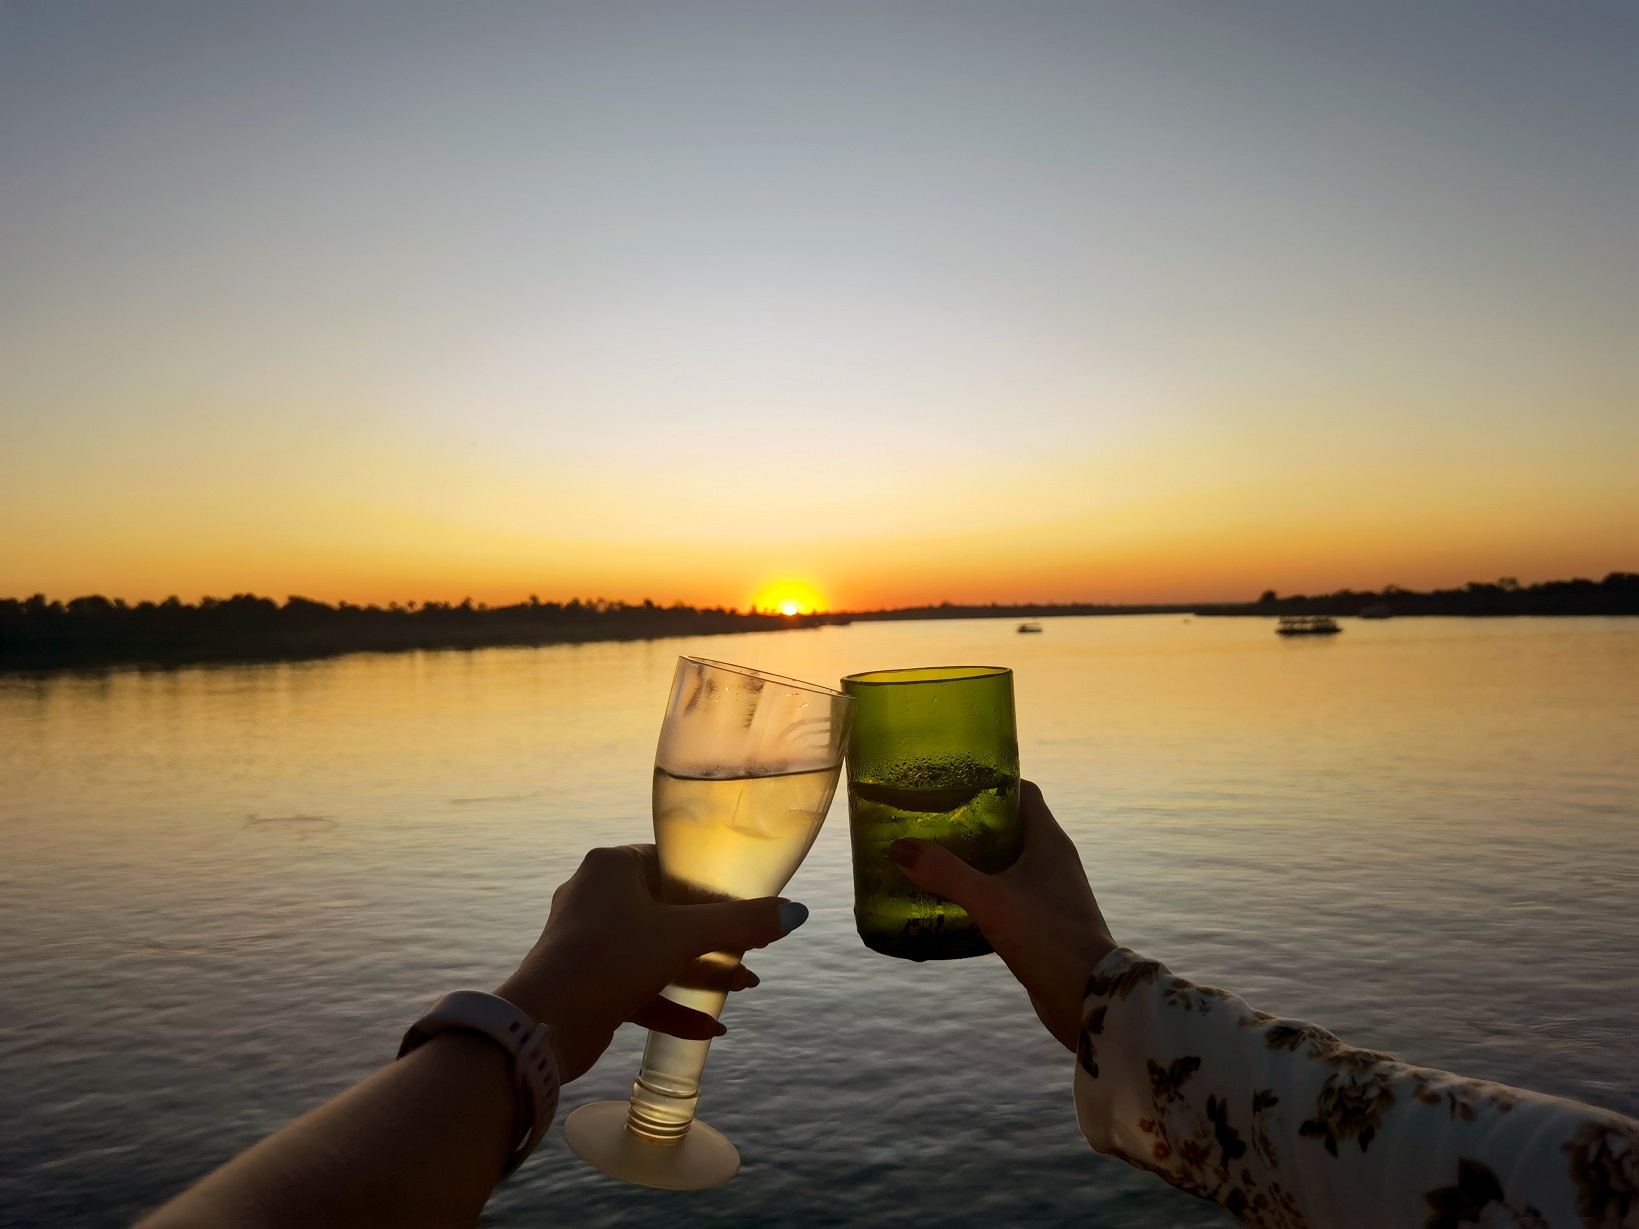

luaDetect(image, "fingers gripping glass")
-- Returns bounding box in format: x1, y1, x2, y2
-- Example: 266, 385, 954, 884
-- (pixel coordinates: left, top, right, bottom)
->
564, 657, 854, 1190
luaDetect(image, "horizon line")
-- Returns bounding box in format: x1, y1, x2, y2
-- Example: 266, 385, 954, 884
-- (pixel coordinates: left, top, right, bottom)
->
5, 570, 1635, 616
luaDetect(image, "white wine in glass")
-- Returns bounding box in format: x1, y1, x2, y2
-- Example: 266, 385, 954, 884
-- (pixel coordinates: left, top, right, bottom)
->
563, 656, 854, 1190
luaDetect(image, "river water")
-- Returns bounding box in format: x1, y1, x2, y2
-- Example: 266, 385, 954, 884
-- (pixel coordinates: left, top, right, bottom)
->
2, 616, 1635, 1227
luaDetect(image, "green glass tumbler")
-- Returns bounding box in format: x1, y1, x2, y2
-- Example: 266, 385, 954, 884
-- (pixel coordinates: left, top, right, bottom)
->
841, 666, 1022, 960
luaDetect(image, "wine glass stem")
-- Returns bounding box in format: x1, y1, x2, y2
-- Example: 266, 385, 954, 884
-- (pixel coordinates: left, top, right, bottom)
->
625, 981, 729, 1143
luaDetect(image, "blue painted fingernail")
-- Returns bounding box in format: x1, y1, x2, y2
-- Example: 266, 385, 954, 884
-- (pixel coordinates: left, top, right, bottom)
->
777, 901, 809, 934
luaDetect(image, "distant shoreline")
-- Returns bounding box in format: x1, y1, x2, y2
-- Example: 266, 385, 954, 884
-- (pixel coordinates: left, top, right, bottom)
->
2, 574, 1633, 672
0, 599, 851, 672
847, 573, 1638, 624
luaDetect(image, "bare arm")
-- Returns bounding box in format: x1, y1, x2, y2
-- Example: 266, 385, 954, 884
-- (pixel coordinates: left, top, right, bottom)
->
139, 844, 800, 1229
138, 1031, 521, 1228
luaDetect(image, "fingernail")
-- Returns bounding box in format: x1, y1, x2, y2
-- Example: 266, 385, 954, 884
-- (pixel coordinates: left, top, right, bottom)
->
888, 840, 920, 869
777, 901, 809, 934
713, 1022, 727, 1037
743, 969, 761, 988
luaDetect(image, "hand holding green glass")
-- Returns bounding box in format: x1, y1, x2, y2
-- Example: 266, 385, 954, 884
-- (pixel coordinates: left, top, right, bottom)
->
842, 666, 1023, 960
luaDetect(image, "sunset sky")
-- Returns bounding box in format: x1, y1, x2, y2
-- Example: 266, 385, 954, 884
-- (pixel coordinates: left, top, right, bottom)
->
2, 2, 1634, 611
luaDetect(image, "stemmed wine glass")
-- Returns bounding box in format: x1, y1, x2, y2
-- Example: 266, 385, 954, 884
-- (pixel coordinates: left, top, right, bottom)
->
563, 656, 854, 1189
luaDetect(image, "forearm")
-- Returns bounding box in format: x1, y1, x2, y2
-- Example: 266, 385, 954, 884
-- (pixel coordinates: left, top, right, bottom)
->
139, 1032, 519, 1229
1073, 948, 1637, 1226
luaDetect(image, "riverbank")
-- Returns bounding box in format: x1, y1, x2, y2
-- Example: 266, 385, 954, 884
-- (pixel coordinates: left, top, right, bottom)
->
1191, 572, 1637, 618
844, 573, 1638, 623
3, 573, 1632, 670
0, 595, 849, 670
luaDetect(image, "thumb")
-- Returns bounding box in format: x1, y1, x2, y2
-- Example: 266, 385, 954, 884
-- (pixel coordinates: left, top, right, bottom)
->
666, 895, 799, 958
889, 839, 1004, 924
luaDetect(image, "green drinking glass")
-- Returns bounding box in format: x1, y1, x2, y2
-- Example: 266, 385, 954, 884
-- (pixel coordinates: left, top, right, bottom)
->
841, 666, 1022, 960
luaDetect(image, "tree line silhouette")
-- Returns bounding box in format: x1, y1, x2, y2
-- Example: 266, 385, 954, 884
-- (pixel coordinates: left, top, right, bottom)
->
0, 593, 845, 669
1217, 572, 1638, 618
841, 573, 1639, 622
1, 573, 1632, 669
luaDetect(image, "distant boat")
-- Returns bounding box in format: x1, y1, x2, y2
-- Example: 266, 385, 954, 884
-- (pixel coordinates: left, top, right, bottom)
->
1359, 604, 1391, 620
1277, 615, 1341, 637
1016, 621, 1043, 634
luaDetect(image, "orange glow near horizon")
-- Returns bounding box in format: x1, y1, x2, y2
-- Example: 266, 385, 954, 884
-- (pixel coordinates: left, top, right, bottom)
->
2, 505, 1633, 613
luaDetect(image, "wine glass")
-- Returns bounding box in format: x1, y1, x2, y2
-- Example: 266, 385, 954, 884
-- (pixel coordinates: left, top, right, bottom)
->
563, 656, 854, 1189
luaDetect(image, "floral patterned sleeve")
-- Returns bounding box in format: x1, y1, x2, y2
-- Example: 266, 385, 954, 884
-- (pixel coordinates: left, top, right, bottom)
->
1072, 948, 1637, 1228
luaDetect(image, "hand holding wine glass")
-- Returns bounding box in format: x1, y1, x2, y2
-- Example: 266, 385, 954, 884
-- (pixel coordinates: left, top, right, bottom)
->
494, 842, 805, 1083
564, 656, 854, 1189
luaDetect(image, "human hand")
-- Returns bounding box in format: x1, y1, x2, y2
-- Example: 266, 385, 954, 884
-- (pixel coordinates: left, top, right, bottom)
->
888, 781, 1115, 1051
494, 844, 805, 1082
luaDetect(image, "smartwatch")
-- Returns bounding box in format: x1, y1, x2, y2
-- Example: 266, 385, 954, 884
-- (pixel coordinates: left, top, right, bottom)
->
398, 990, 561, 1176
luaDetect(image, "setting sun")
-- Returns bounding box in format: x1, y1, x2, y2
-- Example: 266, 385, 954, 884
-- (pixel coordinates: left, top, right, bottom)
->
750, 580, 827, 616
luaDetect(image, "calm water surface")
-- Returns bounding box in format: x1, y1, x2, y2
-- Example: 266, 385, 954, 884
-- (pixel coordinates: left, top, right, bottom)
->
2, 617, 1635, 1227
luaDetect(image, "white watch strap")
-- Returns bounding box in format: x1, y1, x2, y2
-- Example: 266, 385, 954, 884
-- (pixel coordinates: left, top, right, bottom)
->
397, 990, 561, 1176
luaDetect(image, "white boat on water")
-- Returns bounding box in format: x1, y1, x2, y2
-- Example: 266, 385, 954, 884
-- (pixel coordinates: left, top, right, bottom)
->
1277, 615, 1341, 637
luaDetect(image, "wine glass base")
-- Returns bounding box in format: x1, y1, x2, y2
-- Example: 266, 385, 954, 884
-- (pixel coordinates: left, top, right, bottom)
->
562, 1101, 741, 1190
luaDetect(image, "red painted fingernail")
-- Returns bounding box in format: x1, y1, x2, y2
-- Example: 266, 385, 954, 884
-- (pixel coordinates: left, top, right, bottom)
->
714, 1022, 727, 1037
888, 840, 920, 869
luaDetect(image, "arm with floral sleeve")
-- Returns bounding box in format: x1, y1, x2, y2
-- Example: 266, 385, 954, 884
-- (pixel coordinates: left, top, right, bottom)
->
1073, 948, 1638, 1229
886, 784, 1635, 1229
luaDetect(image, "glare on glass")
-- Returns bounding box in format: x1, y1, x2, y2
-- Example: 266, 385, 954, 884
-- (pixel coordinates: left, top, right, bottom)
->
563, 656, 854, 1190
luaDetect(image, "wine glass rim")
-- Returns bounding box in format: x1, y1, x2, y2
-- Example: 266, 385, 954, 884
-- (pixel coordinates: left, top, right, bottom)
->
681, 655, 850, 700
842, 665, 1011, 686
